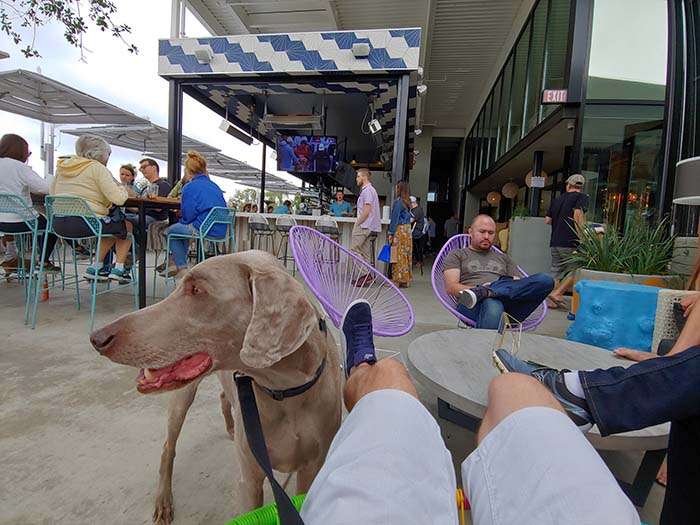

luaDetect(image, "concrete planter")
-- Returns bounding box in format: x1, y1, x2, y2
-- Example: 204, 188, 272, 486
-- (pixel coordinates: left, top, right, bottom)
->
571, 268, 682, 314
508, 217, 551, 275
671, 237, 698, 280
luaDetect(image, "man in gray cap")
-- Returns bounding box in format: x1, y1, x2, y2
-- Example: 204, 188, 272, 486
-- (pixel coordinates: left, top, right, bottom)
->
545, 174, 588, 309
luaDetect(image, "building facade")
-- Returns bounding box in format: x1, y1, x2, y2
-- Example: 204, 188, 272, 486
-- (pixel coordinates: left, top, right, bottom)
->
461, 0, 699, 233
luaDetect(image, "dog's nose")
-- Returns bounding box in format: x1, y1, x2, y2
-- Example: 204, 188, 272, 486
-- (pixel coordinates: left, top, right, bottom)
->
90, 325, 117, 356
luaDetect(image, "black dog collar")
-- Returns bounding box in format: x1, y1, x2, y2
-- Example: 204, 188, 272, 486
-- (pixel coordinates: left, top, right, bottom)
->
257, 357, 326, 401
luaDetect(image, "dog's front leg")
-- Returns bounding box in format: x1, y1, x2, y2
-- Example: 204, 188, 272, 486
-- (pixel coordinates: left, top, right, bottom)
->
153, 380, 200, 525
217, 371, 236, 440
235, 444, 266, 512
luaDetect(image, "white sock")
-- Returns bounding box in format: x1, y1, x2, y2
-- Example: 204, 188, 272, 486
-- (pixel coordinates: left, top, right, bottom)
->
114, 263, 125, 271
563, 371, 585, 399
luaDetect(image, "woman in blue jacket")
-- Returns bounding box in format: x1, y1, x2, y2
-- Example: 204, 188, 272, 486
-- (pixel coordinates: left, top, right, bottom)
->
161, 150, 226, 278
387, 181, 413, 287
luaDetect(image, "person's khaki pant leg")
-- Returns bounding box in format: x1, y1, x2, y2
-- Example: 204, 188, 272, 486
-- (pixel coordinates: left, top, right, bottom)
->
351, 226, 372, 264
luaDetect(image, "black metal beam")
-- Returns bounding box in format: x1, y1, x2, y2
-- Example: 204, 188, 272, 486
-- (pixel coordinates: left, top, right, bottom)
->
260, 143, 266, 211
167, 80, 183, 185
566, 0, 594, 171
530, 150, 544, 216
392, 73, 410, 185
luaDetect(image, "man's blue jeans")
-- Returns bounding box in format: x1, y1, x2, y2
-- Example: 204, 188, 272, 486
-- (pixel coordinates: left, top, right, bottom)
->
456, 273, 554, 329
166, 222, 197, 269
580, 347, 700, 524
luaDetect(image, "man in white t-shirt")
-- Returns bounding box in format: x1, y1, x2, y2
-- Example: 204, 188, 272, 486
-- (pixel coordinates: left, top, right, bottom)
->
350, 168, 381, 286
0, 134, 59, 273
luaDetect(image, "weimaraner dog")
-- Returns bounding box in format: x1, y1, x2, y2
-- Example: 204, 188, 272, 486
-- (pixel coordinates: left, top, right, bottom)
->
90, 251, 342, 524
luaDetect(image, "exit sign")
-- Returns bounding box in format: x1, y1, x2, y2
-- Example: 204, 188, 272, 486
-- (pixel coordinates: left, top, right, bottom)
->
542, 89, 568, 104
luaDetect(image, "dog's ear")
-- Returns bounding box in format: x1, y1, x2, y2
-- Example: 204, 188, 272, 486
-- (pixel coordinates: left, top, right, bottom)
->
240, 265, 317, 368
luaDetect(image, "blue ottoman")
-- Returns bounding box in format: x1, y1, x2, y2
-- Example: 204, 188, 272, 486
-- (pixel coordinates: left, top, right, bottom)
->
566, 280, 659, 352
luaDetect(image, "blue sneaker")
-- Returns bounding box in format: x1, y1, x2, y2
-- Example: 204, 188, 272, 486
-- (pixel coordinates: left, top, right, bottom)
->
492, 348, 593, 432
84, 265, 110, 281
109, 267, 132, 283
341, 300, 377, 378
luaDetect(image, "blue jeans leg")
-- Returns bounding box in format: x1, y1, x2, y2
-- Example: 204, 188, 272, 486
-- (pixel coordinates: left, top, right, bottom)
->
579, 346, 700, 524
457, 298, 504, 329
167, 223, 195, 269
487, 273, 554, 322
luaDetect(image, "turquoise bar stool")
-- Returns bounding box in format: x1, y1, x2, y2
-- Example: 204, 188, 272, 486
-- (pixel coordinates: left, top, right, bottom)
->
0, 192, 42, 323
161, 206, 236, 291
31, 196, 138, 331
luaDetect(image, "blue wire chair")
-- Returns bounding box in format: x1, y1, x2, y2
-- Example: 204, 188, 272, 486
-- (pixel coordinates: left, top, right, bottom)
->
161, 207, 236, 290
31, 196, 138, 331
0, 193, 42, 323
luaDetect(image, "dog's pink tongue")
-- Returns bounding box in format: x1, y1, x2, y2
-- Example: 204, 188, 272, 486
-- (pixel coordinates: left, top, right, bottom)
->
174, 353, 211, 380
139, 353, 212, 387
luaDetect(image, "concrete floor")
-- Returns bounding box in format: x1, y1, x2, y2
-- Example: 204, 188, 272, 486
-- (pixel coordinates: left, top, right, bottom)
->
0, 256, 664, 524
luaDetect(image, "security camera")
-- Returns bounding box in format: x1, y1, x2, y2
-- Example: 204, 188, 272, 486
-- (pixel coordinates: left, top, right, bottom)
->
566, 122, 575, 131
368, 119, 382, 134
414, 128, 422, 136
416, 84, 428, 97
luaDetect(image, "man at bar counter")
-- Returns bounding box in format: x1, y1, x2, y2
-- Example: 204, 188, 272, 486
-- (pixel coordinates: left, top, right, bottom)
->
350, 168, 381, 287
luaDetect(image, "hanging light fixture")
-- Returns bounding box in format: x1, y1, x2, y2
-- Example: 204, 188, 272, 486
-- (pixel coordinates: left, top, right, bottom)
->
501, 182, 518, 199
487, 191, 502, 205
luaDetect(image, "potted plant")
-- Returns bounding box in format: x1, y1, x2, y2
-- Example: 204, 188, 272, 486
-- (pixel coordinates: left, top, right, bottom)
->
567, 217, 683, 313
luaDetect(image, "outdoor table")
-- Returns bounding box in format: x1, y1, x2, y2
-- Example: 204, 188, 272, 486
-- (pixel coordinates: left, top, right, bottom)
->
407, 329, 669, 507
124, 196, 181, 308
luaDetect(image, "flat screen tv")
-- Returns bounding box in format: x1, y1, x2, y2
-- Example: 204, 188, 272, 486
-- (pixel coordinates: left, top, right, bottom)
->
277, 135, 337, 173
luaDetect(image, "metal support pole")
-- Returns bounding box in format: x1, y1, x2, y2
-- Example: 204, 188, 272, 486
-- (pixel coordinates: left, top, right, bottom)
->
259, 143, 266, 211
170, 0, 182, 38
391, 74, 411, 185
167, 81, 183, 186
529, 150, 544, 217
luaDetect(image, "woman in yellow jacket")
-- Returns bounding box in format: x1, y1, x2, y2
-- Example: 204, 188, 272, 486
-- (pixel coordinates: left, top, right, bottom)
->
52, 135, 134, 282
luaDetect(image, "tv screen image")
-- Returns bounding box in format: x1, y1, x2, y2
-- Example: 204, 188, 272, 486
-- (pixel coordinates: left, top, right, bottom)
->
277, 135, 337, 173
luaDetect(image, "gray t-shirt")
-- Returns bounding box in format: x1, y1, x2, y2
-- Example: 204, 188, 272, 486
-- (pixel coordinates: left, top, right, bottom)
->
443, 247, 518, 287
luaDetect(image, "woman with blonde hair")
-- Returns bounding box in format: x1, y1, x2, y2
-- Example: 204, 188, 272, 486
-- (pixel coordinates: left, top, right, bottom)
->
160, 150, 226, 278
387, 180, 413, 287
52, 134, 133, 281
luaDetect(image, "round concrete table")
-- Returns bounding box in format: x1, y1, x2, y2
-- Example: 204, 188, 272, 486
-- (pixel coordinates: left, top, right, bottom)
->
407, 329, 669, 507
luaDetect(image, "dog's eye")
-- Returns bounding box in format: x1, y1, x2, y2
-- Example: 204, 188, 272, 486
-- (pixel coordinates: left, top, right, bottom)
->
191, 285, 201, 295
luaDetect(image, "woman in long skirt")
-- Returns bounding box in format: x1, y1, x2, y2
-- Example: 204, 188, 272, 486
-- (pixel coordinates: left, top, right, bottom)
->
388, 181, 413, 287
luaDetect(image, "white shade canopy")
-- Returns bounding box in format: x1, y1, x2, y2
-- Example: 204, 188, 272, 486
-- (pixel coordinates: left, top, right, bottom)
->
0, 69, 149, 125
61, 124, 298, 193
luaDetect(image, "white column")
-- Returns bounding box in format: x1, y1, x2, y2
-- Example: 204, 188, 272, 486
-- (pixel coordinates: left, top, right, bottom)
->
170, 0, 182, 39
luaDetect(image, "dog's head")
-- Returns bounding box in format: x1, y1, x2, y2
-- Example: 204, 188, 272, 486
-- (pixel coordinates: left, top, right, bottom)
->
89, 251, 319, 394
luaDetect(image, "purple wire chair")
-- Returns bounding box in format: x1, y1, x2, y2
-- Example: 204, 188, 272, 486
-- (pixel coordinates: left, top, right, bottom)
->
431, 234, 548, 331
289, 225, 414, 337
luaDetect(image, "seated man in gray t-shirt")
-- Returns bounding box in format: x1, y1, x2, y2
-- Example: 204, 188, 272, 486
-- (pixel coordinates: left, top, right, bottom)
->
443, 214, 554, 329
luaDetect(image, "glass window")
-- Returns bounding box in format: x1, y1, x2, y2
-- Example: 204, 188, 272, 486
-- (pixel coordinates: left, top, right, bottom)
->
508, 21, 531, 148
542, 0, 572, 119
483, 93, 494, 170
587, 0, 667, 101
474, 114, 483, 177
580, 104, 665, 229
498, 56, 514, 156
490, 75, 503, 164
524, 0, 548, 133
467, 133, 475, 182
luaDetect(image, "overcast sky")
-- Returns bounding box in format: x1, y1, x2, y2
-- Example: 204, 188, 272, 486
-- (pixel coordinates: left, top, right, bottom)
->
0, 0, 297, 199
588, 0, 667, 85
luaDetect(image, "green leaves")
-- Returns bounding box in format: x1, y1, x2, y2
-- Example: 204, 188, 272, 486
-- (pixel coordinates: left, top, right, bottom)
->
0, 0, 138, 59
565, 217, 676, 276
